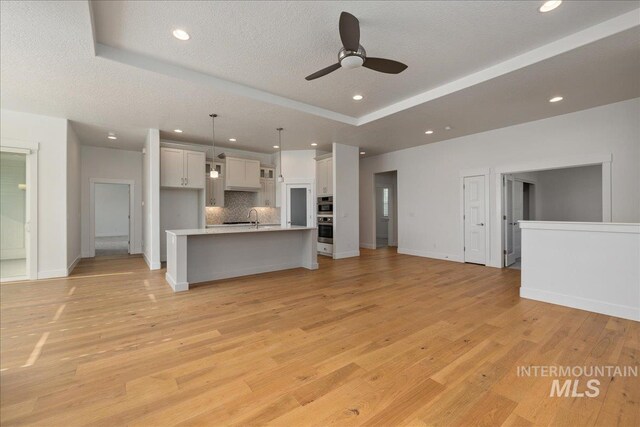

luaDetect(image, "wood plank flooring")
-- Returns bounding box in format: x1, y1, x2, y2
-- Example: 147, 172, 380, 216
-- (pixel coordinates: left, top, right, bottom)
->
1, 248, 638, 426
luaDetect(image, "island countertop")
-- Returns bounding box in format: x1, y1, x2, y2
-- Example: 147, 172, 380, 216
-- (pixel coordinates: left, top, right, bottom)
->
166, 225, 316, 236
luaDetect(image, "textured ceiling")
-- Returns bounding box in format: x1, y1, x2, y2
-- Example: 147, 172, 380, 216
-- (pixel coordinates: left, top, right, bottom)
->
1, 1, 639, 155
92, 0, 640, 117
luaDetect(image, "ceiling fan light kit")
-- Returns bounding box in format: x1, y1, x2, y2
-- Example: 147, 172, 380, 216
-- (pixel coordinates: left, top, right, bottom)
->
305, 11, 408, 81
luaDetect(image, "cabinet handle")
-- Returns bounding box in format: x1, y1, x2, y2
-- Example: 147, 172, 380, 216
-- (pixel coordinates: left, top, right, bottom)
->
185, 177, 188, 185
181, 177, 184, 185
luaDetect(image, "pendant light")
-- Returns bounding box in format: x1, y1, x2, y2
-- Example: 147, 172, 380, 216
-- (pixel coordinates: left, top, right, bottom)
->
209, 113, 219, 178
276, 127, 284, 182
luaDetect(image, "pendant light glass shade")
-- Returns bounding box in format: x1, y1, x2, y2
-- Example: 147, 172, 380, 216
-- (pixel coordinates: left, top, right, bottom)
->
277, 128, 284, 182
209, 113, 219, 178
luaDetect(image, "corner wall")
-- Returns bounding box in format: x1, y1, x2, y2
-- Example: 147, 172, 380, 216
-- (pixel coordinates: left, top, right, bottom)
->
360, 98, 640, 267
333, 143, 360, 259
1, 109, 69, 278
66, 123, 81, 273
143, 129, 161, 269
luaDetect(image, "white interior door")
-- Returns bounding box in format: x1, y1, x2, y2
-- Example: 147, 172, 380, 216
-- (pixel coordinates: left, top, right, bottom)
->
504, 175, 516, 266
286, 184, 312, 227
464, 176, 486, 264
513, 180, 524, 258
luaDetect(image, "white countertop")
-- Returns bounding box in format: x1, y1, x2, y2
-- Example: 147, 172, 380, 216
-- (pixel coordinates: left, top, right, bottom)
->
166, 225, 316, 236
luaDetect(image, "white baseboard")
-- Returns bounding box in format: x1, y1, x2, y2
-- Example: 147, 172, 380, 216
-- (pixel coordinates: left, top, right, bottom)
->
38, 269, 68, 279
520, 287, 640, 322
165, 273, 188, 292
333, 250, 360, 259
397, 247, 463, 263
66, 255, 81, 275
360, 243, 376, 249
143, 252, 161, 270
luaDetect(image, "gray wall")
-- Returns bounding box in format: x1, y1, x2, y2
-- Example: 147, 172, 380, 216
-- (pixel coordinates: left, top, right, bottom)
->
95, 183, 129, 237
533, 165, 602, 222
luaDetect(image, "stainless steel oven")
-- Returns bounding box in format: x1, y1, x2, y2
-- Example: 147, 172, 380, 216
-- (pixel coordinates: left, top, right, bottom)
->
317, 216, 333, 243
317, 196, 333, 215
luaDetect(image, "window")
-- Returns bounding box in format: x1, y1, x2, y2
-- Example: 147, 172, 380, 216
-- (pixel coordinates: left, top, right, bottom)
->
383, 188, 389, 217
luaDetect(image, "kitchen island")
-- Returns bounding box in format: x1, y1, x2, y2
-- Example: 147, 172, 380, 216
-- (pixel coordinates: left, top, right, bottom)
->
165, 225, 318, 292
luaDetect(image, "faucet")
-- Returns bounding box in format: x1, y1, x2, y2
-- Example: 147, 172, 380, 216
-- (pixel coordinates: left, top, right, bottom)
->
247, 208, 259, 229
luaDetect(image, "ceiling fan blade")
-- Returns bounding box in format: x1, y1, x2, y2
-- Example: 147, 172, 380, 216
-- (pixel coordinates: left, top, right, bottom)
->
339, 11, 360, 51
363, 57, 408, 74
305, 63, 341, 81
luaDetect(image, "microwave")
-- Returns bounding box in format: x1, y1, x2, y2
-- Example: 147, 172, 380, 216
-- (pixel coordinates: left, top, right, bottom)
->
317, 196, 333, 214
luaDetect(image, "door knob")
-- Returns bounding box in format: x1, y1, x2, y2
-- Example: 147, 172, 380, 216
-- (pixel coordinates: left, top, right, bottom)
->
476, 223, 484, 226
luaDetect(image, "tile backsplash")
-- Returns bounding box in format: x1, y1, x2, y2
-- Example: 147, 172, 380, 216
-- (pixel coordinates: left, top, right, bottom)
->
206, 191, 280, 224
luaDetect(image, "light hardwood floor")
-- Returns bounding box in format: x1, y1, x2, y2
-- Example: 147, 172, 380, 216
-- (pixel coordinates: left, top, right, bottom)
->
1, 248, 638, 426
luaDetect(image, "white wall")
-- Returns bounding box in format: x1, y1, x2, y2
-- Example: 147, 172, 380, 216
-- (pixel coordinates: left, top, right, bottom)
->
275, 150, 316, 207
143, 129, 161, 269
80, 146, 142, 256
94, 183, 130, 237
533, 165, 603, 222
66, 123, 81, 272
1, 110, 69, 278
333, 143, 360, 258
360, 98, 640, 266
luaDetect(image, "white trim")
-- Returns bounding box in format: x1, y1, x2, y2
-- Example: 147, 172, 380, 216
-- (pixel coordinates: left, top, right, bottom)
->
459, 168, 491, 266
66, 255, 81, 275
360, 243, 376, 250
37, 269, 68, 280
165, 272, 189, 292
1, 139, 39, 280
493, 153, 613, 268
333, 250, 361, 259
88, 178, 135, 257
520, 287, 639, 322
519, 221, 639, 233
397, 247, 463, 263
143, 252, 161, 270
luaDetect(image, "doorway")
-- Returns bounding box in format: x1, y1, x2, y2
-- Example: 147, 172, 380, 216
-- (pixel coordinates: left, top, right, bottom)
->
0, 151, 27, 280
503, 175, 536, 269
90, 180, 133, 257
285, 184, 313, 227
374, 171, 397, 248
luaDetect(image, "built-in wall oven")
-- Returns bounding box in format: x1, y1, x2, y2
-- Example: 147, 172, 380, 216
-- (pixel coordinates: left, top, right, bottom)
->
317, 216, 333, 244
317, 196, 333, 215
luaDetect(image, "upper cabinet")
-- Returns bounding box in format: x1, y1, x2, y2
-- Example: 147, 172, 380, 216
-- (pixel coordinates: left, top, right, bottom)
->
205, 162, 225, 207
316, 157, 333, 196
257, 167, 276, 207
225, 157, 261, 191
161, 147, 205, 189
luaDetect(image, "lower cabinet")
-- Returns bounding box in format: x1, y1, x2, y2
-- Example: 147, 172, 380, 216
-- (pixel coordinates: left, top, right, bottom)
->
317, 242, 333, 256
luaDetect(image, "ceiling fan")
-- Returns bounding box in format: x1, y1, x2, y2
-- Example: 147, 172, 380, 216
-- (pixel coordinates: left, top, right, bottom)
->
305, 11, 408, 81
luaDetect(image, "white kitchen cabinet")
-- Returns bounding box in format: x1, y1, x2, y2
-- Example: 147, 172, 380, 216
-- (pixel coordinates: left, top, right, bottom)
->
316, 157, 333, 196
224, 157, 261, 191
257, 168, 276, 207
161, 147, 206, 189
205, 162, 225, 207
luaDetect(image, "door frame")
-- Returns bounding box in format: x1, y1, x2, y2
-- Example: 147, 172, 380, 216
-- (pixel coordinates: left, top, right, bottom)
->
0, 140, 39, 281
374, 184, 396, 247
460, 168, 491, 265
89, 178, 134, 257
494, 153, 612, 268
282, 180, 314, 227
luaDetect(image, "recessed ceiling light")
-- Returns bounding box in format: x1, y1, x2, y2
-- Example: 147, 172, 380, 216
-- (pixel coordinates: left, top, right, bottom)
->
549, 96, 564, 103
273, 145, 280, 149
352, 94, 363, 101
425, 130, 434, 135
539, 0, 562, 13
444, 126, 452, 131
229, 138, 236, 142
174, 129, 183, 133
311, 143, 318, 146
360, 151, 366, 155
107, 134, 117, 140
172, 29, 190, 41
